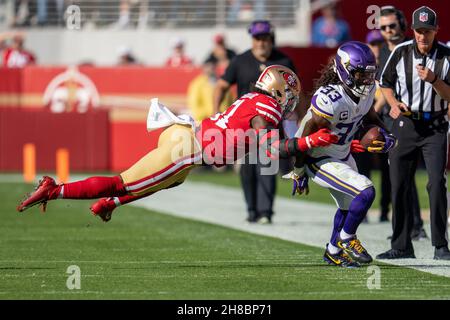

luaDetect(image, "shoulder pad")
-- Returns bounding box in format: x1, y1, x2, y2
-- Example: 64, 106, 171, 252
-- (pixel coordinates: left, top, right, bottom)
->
310, 88, 336, 120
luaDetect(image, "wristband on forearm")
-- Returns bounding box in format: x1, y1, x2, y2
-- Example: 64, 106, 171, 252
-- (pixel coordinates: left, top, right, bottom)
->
430, 74, 438, 84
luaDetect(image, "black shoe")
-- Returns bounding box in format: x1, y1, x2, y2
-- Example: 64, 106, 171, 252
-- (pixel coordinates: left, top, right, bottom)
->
376, 248, 415, 259
246, 211, 258, 223
336, 235, 373, 264
411, 227, 428, 241
379, 215, 389, 222
323, 246, 361, 268
434, 246, 450, 260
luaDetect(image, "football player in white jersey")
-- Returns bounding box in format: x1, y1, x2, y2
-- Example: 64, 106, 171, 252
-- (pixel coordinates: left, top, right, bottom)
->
284, 41, 397, 268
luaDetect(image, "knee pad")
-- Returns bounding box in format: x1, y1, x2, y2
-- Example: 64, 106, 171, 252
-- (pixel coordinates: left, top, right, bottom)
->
360, 186, 376, 205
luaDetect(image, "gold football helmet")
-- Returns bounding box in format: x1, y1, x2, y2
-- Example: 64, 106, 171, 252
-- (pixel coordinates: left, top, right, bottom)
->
255, 65, 301, 115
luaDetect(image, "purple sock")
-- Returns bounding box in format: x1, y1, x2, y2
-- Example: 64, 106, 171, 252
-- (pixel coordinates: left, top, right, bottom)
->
330, 209, 348, 246
342, 186, 375, 235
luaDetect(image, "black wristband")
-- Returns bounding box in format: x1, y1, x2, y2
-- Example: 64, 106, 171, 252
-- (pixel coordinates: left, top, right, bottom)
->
430, 74, 438, 84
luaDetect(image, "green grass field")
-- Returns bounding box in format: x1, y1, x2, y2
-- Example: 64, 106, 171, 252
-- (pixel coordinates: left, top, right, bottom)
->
188, 168, 433, 210
2, 181, 450, 299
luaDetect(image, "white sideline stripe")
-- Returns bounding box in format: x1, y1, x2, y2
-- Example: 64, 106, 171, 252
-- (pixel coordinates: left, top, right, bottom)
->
131, 181, 450, 279
255, 102, 282, 119
126, 153, 202, 191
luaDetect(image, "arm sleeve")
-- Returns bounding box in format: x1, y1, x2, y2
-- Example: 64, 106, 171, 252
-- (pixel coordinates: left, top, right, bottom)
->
379, 46, 401, 89
257, 127, 313, 160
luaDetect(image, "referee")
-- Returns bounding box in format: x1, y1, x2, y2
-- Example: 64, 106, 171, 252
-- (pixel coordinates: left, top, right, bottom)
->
376, 5, 425, 238
377, 6, 450, 260
213, 20, 296, 224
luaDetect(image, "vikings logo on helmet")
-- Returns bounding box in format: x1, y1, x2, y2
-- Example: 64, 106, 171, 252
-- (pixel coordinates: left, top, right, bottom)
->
337, 48, 351, 69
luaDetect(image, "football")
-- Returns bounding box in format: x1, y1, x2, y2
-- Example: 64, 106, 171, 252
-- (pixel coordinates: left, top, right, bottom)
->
359, 125, 385, 149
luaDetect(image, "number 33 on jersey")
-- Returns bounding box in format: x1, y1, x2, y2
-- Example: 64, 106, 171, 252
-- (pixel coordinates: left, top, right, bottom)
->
306, 84, 375, 160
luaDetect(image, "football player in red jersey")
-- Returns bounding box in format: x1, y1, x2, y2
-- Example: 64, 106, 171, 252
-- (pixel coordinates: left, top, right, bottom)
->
17, 65, 338, 222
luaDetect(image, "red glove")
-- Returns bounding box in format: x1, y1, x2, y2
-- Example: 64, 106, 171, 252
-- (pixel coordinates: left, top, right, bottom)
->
350, 140, 365, 153
297, 128, 338, 151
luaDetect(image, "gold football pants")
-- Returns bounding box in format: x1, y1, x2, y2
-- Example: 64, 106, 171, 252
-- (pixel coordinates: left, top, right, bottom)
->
120, 124, 201, 196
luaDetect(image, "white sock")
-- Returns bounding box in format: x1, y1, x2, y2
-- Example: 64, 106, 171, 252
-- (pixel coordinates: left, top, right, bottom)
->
327, 243, 341, 254
340, 229, 354, 240
112, 197, 121, 207
58, 185, 64, 199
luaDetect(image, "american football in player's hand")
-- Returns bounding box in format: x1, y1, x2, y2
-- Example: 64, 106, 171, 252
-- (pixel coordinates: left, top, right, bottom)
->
359, 125, 385, 150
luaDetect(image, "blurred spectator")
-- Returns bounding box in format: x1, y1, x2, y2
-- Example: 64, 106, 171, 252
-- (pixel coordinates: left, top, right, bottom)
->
187, 59, 234, 122
116, 45, 139, 65
0, 34, 8, 65
227, 0, 267, 24
36, 0, 47, 25
165, 37, 193, 68
12, 0, 37, 27
53, 0, 66, 26
366, 30, 384, 64
115, 0, 150, 29
117, 0, 131, 28
2, 32, 36, 68
311, 2, 350, 48
205, 34, 236, 75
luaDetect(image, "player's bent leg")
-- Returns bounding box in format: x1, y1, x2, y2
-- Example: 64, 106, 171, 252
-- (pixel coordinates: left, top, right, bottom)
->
337, 186, 375, 264
17, 175, 126, 213
121, 124, 200, 196
91, 124, 200, 222
307, 157, 375, 264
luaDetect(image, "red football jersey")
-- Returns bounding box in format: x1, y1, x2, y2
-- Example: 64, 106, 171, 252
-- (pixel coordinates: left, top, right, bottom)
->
197, 92, 282, 166
3, 48, 35, 68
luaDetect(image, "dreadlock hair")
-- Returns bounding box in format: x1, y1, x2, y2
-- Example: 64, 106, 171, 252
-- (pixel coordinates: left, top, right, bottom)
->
313, 60, 341, 93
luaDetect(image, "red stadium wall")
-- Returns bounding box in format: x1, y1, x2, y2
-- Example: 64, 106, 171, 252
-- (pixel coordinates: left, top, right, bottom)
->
0, 108, 109, 171
111, 123, 163, 172
0, 66, 201, 172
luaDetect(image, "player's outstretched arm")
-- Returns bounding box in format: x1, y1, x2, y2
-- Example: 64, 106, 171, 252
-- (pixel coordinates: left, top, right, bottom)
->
251, 115, 337, 160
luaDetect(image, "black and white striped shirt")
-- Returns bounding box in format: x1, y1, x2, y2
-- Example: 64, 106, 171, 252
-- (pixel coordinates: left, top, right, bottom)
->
380, 39, 450, 113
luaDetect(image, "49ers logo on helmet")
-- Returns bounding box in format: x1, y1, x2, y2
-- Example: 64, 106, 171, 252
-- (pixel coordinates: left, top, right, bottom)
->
281, 71, 297, 88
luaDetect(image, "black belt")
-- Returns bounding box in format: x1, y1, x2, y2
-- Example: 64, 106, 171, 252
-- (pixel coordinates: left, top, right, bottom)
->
403, 109, 447, 121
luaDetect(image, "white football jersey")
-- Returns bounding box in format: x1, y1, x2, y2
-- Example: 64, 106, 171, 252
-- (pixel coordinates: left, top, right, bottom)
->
297, 84, 375, 160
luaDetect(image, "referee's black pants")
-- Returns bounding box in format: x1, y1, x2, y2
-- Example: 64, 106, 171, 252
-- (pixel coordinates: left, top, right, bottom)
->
389, 115, 449, 251
240, 160, 276, 221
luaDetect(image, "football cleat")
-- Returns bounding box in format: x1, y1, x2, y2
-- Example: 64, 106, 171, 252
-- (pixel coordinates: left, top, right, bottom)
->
337, 236, 373, 264
17, 176, 58, 213
90, 197, 117, 222
323, 247, 361, 268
